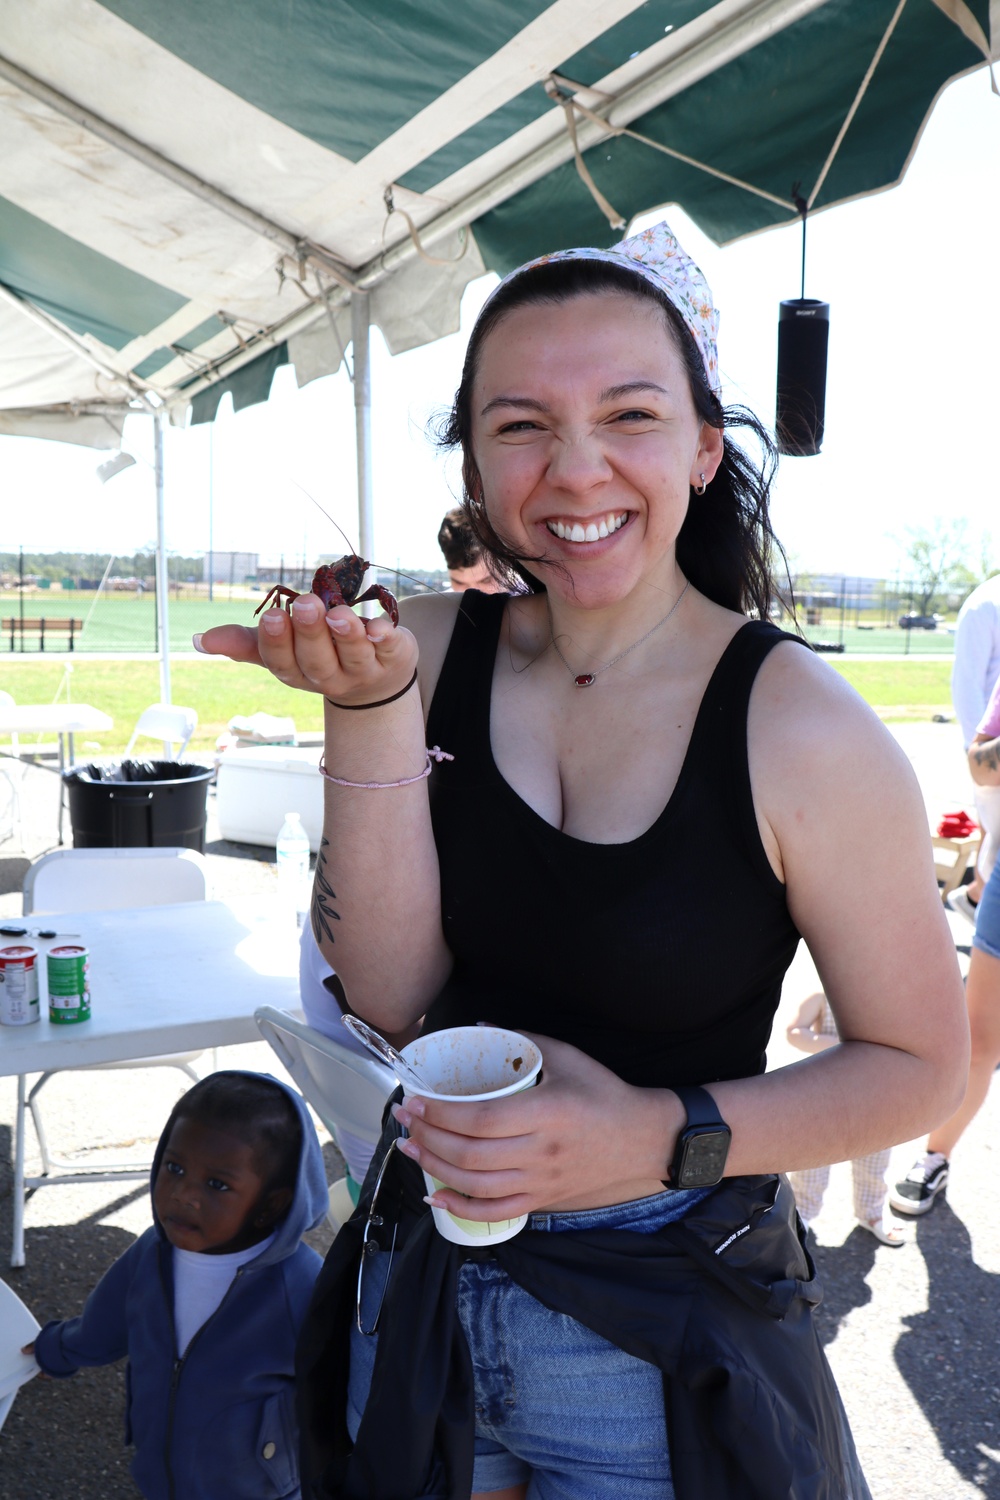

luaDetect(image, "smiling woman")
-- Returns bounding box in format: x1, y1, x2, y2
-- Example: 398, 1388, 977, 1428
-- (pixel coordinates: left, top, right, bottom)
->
199, 219, 968, 1500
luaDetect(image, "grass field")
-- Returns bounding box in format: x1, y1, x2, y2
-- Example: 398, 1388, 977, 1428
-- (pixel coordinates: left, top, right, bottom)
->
4, 592, 959, 658
3, 591, 276, 655
799, 621, 955, 656
827, 658, 953, 716
0, 656, 325, 759
0, 652, 955, 762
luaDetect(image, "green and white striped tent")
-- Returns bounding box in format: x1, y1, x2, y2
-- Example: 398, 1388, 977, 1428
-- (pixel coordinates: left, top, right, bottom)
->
0, 1, 994, 692
1, 0, 994, 443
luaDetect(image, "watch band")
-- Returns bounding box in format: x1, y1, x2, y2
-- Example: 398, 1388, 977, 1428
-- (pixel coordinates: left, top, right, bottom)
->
672, 1084, 725, 1127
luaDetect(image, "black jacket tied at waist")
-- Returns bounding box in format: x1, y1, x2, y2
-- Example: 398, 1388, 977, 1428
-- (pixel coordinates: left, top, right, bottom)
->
297, 1115, 871, 1500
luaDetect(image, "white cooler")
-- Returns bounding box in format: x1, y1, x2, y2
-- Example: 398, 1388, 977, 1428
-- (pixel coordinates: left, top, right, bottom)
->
215, 745, 324, 851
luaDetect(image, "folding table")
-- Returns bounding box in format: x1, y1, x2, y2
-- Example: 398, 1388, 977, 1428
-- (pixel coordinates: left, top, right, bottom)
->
0, 899, 300, 1266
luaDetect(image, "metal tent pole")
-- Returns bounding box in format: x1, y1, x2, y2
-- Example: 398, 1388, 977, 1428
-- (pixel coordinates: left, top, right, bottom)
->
352, 293, 375, 606
154, 411, 171, 709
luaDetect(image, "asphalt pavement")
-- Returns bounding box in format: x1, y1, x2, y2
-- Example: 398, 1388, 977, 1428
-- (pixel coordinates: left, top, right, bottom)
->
1, 724, 998, 1498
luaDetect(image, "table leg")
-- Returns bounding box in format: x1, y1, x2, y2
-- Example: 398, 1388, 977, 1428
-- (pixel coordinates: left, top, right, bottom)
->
12, 1074, 26, 1268
57, 731, 67, 845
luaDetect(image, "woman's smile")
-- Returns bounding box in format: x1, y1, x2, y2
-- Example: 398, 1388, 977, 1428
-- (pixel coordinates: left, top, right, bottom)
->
544, 510, 630, 544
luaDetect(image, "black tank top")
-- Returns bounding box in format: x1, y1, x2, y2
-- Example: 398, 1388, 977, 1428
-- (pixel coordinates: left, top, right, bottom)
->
425, 591, 802, 1090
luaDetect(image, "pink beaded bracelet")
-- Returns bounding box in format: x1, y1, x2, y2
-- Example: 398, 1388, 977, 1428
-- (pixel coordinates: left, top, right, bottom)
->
318, 745, 454, 789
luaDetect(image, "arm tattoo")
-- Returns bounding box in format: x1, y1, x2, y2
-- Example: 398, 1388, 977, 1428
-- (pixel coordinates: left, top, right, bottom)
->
971, 738, 1000, 780
311, 836, 342, 945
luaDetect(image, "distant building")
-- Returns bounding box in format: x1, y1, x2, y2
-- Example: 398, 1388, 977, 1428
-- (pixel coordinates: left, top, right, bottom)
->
255, 561, 315, 589
206, 551, 258, 585
788, 574, 885, 612
808, 574, 884, 606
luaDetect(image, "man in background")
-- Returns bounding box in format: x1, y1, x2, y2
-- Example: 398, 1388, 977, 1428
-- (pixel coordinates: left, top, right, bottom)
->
437, 506, 504, 593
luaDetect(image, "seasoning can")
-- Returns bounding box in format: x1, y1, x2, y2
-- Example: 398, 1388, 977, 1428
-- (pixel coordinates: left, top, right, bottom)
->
0, 944, 40, 1026
47, 945, 91, 1024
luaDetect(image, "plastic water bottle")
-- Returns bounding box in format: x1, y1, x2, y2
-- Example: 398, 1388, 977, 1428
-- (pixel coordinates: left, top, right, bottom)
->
276, 812, 311, 929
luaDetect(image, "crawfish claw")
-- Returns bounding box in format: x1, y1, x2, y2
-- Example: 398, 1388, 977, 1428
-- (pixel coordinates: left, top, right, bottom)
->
353, 585, 400, 628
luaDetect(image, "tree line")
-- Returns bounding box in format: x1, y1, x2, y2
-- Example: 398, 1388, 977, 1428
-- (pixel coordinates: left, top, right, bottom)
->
0, 551, 204, 583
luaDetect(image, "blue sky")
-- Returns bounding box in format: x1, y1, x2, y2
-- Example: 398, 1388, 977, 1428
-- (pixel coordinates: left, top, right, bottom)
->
2, 67, 997, 581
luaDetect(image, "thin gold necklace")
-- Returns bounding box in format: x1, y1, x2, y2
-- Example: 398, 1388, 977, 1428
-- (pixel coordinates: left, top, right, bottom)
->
550, 581, 690, 687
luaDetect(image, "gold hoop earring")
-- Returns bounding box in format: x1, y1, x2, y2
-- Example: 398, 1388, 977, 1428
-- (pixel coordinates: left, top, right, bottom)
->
694, 473, 707, 496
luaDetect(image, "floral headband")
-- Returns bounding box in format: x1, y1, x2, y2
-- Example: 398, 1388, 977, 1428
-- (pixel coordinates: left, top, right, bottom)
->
490, 220, 720, 395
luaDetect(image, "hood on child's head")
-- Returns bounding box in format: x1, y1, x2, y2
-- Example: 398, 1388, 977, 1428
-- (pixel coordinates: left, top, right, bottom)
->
150, 1070, 329, 1264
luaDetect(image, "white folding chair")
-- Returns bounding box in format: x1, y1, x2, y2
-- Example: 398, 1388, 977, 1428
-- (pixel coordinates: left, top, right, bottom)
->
14, 848, 212, 1261
24, 846, 209, 915
254, 1006, 396, 1229
0, 689, 20, 754
124, 703, 198, 760
0, 689, 25, 846
0, 762, 23, 847
0, 1277, 40, 1431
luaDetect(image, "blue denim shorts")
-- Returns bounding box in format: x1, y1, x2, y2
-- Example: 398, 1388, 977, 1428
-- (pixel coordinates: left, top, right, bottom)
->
973, 858, 1000, 961
348, 1186, 714, 1498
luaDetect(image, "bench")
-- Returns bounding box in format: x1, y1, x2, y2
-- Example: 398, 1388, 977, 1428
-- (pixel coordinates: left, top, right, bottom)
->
5, 617, 84, 651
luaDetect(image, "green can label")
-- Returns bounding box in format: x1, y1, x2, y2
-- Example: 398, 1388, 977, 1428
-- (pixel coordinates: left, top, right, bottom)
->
47, 945, 90, 1024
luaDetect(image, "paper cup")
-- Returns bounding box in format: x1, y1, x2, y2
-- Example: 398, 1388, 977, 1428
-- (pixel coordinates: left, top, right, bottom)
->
399, 1026, 542, 1245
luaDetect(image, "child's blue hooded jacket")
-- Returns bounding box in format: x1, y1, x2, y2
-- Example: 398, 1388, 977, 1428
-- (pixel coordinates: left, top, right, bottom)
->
34, 1072, 329, 1500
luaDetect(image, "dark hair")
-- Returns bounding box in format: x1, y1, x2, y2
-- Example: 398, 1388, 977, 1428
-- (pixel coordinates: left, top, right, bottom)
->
437, 506, 482, 571
166, 1072, 302, 1193
434, 258, 785, 617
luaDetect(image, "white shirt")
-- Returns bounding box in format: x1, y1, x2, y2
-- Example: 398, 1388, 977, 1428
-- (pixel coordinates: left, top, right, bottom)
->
952, 575, 1000, 746
172, 1232, 275, 1357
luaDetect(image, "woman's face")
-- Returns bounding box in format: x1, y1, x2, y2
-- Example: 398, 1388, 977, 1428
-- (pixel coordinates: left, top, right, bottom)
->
469, 290, 723, 611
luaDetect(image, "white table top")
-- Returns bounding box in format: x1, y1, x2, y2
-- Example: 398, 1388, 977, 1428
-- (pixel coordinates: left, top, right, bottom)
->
0, 900, 300, 1075
0, 703, 112, 736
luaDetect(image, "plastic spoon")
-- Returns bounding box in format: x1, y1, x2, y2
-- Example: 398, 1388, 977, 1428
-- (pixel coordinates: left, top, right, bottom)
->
340, 1015, 435, 1095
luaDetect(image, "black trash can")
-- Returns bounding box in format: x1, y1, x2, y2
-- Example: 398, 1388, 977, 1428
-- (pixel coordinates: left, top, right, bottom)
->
63, 760, 214, 852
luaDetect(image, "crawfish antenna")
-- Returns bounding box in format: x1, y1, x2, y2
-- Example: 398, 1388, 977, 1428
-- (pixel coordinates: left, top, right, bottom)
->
285, 478, 358, 555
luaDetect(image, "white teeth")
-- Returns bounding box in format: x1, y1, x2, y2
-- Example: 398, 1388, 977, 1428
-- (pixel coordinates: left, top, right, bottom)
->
546, 512, 628, 542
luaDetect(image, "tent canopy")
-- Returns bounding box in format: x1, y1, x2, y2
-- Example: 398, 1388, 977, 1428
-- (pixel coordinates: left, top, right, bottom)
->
0, 0, 994, 445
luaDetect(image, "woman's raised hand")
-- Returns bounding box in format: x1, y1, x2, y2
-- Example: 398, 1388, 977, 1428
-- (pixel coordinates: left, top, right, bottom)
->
195, 596, 419, 705
390, 1034, 678, 1220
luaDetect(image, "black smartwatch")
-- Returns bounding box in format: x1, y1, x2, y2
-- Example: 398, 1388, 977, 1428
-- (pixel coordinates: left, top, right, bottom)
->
667, 1084, 732, 1189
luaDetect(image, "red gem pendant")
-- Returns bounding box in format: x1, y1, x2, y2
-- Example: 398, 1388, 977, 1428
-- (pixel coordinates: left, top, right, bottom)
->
574, 673, 595, 687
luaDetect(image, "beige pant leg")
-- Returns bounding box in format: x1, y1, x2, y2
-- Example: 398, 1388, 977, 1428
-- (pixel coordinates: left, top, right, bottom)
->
851, 1148, 892, 1223
788, 1165, 832, 1224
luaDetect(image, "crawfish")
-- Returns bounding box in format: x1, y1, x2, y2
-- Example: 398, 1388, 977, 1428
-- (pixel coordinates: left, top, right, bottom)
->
254, 556, 399, 627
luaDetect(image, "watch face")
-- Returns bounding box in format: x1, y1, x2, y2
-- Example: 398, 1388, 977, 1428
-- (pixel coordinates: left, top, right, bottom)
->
679, 1128, 730, 1188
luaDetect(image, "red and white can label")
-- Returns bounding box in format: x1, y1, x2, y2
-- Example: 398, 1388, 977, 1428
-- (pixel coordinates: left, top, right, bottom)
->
0, 944, 40, 1026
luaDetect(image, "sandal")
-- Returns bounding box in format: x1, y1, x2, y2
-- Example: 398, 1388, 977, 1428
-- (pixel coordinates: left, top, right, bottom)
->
857, 1210, 910, 1247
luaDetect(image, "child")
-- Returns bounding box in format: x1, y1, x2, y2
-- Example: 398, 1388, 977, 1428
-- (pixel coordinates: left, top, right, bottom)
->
786, 993, 910, 1246
26, 1071, 329, 1500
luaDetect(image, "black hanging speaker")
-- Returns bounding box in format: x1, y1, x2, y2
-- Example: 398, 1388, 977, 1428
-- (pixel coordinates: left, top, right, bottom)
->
776, 298, 829, 456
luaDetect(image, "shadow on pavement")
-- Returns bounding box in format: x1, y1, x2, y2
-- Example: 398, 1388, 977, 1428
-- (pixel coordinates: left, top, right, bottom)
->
203, 836, 272, 862
0, 1126, 338, 1500
809, 1229, 880, 1347
0, 1166, 146, 1500
895, 1202, 1000, 1496
0, 854, 31, 898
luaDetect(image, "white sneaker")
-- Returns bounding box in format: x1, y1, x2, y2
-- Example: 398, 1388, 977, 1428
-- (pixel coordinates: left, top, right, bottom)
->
946, 886, 979, 926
